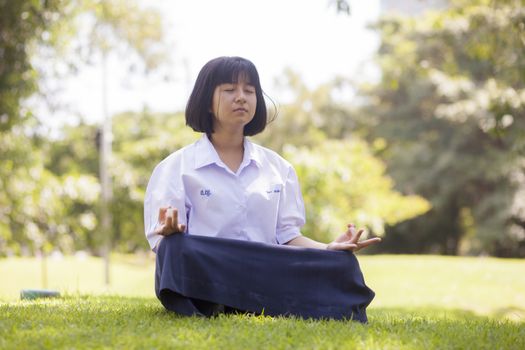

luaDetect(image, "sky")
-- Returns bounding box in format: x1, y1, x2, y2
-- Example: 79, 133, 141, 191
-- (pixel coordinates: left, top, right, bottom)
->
38, 0, 381, 128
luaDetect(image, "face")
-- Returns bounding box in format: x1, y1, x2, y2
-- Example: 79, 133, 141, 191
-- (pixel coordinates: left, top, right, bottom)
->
210, 75, 257, 133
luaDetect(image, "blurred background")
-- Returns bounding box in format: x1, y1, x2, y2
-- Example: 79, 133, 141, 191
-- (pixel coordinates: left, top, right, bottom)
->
1, 0, 524, 296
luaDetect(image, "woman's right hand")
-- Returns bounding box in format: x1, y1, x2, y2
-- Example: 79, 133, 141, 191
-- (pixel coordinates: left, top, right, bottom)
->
154, 206, 186, 236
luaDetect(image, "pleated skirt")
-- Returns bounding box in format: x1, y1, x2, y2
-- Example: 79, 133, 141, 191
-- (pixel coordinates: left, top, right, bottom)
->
155, 234, 374, 322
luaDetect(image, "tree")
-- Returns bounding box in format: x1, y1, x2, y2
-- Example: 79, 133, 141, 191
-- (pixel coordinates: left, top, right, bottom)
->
0, 0, 71, 255
0, 0, 69, 131
256, 70, 430, 244
360, 0, 525, 256
0, 0, 167, 256
36, 111, 199, 253
109, 110, 198, 251
0, 122, 101, 255
255, 69, 362, 152
34, 100, 430, 254
285, 140, 430, 243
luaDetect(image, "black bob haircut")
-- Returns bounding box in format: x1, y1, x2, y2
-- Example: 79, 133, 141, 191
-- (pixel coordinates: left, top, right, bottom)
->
185, 56, 268, 136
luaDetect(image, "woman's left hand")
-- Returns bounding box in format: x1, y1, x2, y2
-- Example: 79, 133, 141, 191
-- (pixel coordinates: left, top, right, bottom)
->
326, 224, 381, 252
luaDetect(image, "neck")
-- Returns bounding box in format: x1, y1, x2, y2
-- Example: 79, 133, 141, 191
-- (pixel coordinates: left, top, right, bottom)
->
209, 130, 244, 151
208, 131, 245, 173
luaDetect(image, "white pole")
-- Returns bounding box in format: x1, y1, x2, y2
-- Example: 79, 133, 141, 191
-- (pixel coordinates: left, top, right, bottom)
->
100, 48, 112, 287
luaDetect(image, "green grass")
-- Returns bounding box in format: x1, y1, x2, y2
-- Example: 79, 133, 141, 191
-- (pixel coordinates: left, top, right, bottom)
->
0, 253, 155, 300
360, 255, 525, 319
1, 254, 524, 349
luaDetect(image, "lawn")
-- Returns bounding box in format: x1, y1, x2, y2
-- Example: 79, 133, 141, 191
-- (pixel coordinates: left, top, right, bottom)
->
1, 254, 524, 349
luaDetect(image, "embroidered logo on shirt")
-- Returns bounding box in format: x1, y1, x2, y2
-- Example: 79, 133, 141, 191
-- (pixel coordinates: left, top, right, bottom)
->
200, 189, 212, 197
266, 185, 281, 194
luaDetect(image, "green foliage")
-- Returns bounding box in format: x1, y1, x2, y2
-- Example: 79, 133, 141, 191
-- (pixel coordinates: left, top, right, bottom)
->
285, 139, 429, 242
2, 78, 426, 255
74, 0, 166, 69
44, 122, 99, 175
0, 0, 166, 132
256, 69, 358, 152
0, 0, 68, 131
6, 0, 521, 258
254, 70, 429, 244
0, 125, 101, 255
38, 107, 426, 253
36, 111, 199, 254
0, 0, 167, 256
361, 0, 525, 256
109, 111, 199, 251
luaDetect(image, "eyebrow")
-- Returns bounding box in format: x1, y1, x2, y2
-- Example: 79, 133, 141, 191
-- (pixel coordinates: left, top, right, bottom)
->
221, 82, 255, 87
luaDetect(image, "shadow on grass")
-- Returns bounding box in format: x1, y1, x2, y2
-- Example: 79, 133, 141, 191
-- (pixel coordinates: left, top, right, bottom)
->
47, 294, 525, 323
7, 294, 524, 323
492, 306, 525, 321
368, 305, 525, 323
369, 306, 482, 321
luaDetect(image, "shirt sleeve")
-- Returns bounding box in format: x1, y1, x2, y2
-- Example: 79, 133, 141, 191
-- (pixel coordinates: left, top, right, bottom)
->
144, 158, 187, 252
275, 165, 306, 244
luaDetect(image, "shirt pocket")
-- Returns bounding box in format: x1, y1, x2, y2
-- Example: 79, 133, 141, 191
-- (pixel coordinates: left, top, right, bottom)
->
246, 182, 283, 218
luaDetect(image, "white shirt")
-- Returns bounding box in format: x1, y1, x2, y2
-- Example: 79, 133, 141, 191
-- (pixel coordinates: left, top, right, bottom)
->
144, 134, 305, 251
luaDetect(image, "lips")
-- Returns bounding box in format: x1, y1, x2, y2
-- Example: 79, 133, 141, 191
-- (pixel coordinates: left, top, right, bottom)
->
233, 108, 248, 113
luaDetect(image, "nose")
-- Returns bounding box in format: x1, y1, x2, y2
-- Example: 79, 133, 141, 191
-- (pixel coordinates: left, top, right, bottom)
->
235, 87, 246, 103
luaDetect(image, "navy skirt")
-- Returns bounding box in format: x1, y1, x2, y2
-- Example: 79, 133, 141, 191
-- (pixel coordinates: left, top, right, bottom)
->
155, 234, 374, 322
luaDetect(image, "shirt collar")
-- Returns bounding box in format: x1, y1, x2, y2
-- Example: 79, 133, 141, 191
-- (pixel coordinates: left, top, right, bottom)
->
194, 134, 262, 170
194, 134, 220, 169
243, 137, 262, 169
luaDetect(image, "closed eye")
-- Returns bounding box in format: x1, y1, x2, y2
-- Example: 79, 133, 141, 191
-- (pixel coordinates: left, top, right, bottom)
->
221, 84, 235, 92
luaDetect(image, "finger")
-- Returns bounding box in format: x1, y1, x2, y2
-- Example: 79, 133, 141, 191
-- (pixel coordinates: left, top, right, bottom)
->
328, 242, 358, 251
165, 215, 173, 230
159, 222, 185, 236
335, 224, 354, 242
350, 229, 364, 244
345, 223, 356, 237
156, 224, 170, 236
166, 207, 173, 219
153, 225, 163, 235
158, 207, 168, 223
362, 237, 382, 245
171, 208, 179, 227
356, 237, 382, 250
166, 207, 178, 227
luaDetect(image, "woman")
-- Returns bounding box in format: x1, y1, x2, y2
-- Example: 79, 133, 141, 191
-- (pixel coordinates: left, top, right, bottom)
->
145, 56, 380, 321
